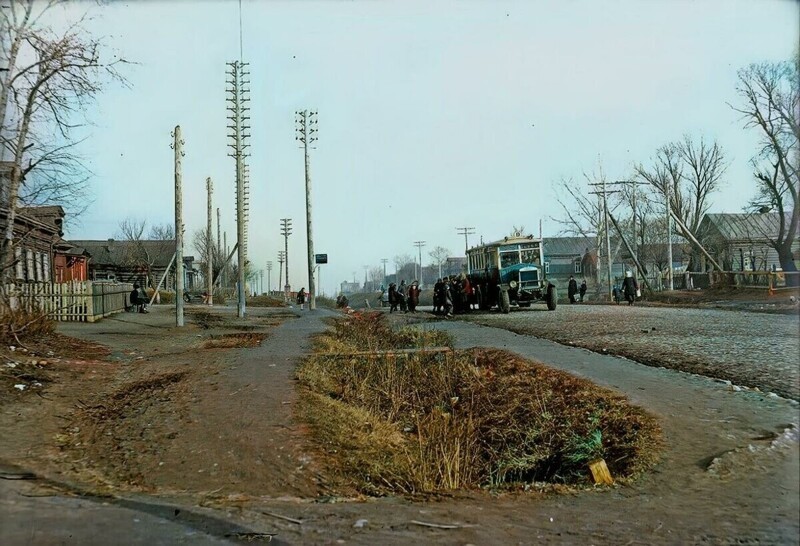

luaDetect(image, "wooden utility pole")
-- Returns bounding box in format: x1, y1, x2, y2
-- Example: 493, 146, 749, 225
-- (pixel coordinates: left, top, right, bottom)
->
589, 181, 619, 300
296, 110, 318, 310
266, 261, 273, 294
206, 177, 214, 306
223, 232, 228, 289
381, 258, 388, 285
456, 227, 475, 273
665, 183, 674, 290
227, 60, 251, 318
280, 219, 292, 300
216, 207, 222, 257
277, 251, 285, 297
172, 125, 185, 327
414, 241, 426, 283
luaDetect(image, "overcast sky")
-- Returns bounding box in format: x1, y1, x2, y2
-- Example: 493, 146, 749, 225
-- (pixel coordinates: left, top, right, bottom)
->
54, 0, 798, 295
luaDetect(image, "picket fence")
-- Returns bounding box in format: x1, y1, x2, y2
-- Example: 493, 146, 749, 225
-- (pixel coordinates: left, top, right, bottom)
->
2, 281, 133, 322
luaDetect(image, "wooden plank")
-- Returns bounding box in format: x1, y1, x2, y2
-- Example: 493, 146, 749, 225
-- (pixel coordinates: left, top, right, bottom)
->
322, 347, 452, 359
589, 458, 614, 485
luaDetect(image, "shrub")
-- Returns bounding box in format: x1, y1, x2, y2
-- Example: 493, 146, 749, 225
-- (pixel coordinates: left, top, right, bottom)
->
297, 313, 661, 494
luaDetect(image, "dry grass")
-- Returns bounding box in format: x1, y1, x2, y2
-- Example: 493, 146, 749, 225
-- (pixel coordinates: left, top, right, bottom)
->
0, 307, 55, 345
246, 295, 287, 308
202, 332, 267, 349
298, 312, 662, 495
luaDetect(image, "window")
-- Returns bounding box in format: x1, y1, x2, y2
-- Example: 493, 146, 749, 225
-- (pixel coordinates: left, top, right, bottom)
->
14, 247, 23, 280
544, 262, 550, 274
500, 252, 518, 268
574, 261, 582, 274
43, 254, 51, 282
521, 248, 540, 264
26, 249, 34, 281
36, 253, 44, 281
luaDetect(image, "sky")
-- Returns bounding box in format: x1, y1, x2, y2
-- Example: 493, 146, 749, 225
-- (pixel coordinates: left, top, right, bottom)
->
44, 0, 800, 295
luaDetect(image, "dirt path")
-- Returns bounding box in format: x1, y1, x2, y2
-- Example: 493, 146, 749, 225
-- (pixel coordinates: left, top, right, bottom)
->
2, 308, 798, 544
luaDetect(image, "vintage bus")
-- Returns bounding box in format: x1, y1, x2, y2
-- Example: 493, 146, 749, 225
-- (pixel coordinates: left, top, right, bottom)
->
466, 233, 557, 313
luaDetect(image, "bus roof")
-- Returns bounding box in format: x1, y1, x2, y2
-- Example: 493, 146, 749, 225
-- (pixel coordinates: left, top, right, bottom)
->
467, 234, 541, 253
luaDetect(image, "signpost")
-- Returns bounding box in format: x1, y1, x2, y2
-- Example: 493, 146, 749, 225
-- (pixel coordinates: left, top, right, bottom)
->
315, 254, 327, 297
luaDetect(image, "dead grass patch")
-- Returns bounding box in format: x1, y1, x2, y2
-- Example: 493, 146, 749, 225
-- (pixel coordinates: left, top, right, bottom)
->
247, 295, 287, 308
298, 312, 662, 495
202, 332, 267, 349
61, 371, 188, 488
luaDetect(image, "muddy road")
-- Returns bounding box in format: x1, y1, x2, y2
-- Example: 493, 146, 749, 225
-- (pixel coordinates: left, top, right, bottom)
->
1, 305, 798, 545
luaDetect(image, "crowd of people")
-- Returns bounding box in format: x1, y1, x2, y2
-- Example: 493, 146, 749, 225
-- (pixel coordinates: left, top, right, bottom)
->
385, 279, 421, 313
567, 276, 588, 304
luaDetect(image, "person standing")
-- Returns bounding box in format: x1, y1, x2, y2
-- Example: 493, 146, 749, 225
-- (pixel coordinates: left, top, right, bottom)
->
579, 279, 587, 303
568, 275, 578, 304
433, 278, 444, 314
407, 280, 420, 313
297, 287, 307, 310
621, 271, 638, 306
398, 280, 408, 313
388, 283, 398, 313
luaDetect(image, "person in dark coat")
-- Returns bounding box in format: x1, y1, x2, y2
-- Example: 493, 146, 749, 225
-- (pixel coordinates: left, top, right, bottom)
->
397, 280, 408, 313
388, 283, 398, 313
567, 275, 578, 304
579, 279, 587, 302
433, 278, 444, 314
407, 280, 420, 312
621, 271, 638, 306
296, 288, 307, 310
129, 283, 148, 313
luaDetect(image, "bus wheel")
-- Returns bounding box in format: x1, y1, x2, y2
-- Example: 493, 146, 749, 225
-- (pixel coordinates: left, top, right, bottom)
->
546, 284, 557, 311
499, 289, 511, 314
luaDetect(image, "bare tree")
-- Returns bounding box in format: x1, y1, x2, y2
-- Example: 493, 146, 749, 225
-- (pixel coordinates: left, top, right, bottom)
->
393, 253, 414, 282
117, 218, 174, 288
1, 0, 126, 277
192, 228, 225, 288
428, 245, 450, 279
635, 136, 726, 270
732, 59, 799, 275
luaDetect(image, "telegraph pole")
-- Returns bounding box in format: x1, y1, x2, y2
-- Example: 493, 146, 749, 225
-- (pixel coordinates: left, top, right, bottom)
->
296, 109, 318, 310
206, 177, 214, 306
226, 60, 251, 317
172, 125, 185, 327
223, 232, 228, 289
363, 265, 369, 291
280, 219, 292, 300
216, 207, 222, 257
413, 241, 426, 283
380, 258, 388, 285
456, 227, 475, 273
259, 270, 263, 295
266, 261, 273, 294
665, 184, 674, 290
277, 250, 285, 298
589, 181, 622, 300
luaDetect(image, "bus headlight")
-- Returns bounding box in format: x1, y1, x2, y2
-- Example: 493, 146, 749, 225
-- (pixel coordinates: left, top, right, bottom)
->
509, 280, 518, 289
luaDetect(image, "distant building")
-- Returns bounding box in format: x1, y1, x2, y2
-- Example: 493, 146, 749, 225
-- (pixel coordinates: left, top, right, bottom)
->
67, 238, 181, 288
443, 256, 466, 277
698, 212, 800, 271
339, 280, 360, 294
0, 204, 66, 283
542, 237, 594, 280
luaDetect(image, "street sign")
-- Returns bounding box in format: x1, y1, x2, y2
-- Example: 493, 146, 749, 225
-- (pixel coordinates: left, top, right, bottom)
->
315, 254, 328, 264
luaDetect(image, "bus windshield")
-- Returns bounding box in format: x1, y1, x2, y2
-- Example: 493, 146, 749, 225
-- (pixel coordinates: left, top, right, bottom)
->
500, 251, 520, 268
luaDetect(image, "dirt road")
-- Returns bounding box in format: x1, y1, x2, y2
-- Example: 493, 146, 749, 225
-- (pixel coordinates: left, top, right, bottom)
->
1, 306, 798, 545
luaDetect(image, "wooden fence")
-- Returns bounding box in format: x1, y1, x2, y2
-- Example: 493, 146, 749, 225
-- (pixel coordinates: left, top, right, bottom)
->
2, 281, 133, 322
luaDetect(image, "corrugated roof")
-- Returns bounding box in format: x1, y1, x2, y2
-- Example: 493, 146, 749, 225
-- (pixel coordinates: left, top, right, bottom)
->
69, 239, 175, 266
543, 236, 595, 257
701, 212, 797, 242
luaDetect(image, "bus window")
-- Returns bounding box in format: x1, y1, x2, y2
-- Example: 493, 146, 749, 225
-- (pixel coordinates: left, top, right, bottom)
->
500, 251, 520, 268
521, 248, 540, 264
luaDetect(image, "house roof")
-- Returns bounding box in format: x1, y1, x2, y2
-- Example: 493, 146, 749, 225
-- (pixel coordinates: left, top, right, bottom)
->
700, 212, 798, 242
18, 206, 65, 236
68, 239, 175, 267
543, 236, 595, 257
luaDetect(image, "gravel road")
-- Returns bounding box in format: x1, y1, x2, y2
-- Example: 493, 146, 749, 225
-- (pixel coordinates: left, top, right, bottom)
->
458, 304, 800, 400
